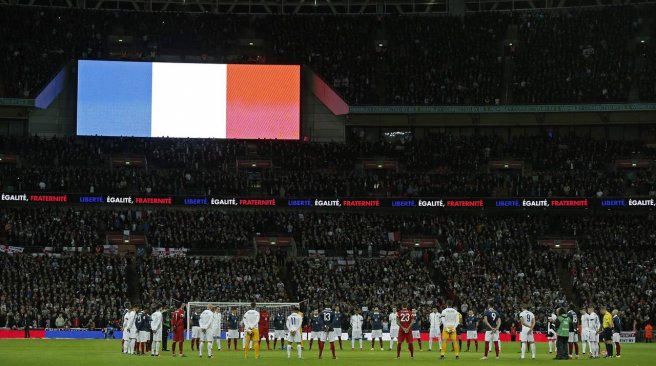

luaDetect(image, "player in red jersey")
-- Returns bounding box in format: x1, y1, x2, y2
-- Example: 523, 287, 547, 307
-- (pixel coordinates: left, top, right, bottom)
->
258, 309, 271, 350
396, 304, 415, 359
171, 303, 186, 357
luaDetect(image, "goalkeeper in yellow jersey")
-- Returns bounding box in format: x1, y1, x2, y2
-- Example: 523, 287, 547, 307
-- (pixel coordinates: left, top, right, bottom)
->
440, 300, 461, 360
242, 303, 260, 359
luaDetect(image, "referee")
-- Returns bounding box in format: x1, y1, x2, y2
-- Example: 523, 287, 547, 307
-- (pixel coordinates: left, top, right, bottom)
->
600, 307, 613, 358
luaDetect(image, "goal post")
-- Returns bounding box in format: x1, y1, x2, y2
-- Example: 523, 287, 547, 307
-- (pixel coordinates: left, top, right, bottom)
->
186, 301, 302, 340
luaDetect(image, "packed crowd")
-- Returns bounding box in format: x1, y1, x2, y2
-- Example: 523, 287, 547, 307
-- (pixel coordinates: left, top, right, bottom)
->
1, 207, 551, 251
385, 13, 508, 105
137, 255, 290, 310
571, 249, 655, 329
1, 209, 654, 332
443, 247, 566, 329
291, 256, 439, 317
0, 254, 128, 330
1, 4, 654, 104
512, 7, 641, 103
1, 135, 654, 198
566, 214, 656, 329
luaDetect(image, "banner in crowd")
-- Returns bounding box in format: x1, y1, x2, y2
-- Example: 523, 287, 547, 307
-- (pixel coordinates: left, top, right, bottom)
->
0, 245, 24, 254
620, 331, 636, 343
152, 247, 188, 257
1, 193, 654, 211
308, 250, 326, 257
379, 250, 400, 258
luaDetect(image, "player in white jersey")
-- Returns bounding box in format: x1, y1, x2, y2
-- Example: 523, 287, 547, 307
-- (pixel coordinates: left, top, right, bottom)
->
428, 307, 442, 352
199, 305, 214, 358
580, 310, 590, 355
242, 303, 261, 359
150, 307, 163, 356
440, 301, 460, 360
547, 315, 557, 354
388, 307, 399, 351
350, 309, 364, 350
210, 307, 222, 351
519, 305, 536, 360
122, 309, 130, 353
127, 307, 138, 355
286, 307, 303, 359
586, 307, 601, 358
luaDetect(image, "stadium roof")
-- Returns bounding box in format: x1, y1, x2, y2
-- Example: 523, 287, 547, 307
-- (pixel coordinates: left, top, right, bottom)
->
7, 0, 655, 14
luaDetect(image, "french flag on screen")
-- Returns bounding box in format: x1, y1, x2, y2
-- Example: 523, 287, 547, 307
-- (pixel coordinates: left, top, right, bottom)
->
77, 61, 300, 140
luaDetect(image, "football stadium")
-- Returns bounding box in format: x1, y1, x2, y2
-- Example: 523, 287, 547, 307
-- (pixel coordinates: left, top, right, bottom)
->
0, 0, 655, 365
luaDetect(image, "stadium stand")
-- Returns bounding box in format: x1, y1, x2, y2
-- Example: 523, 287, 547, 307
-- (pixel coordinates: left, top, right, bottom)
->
1, 5, 654, 104
0, 254, 129, 330
137, 255, 290, 308
1, 135, 655, 197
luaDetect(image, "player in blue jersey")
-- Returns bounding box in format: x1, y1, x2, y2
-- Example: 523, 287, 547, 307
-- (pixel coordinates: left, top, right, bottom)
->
333, 306, 344, 350
190, 311, 200, 351
465, 310, 479, 352
319, 305, 337, 359
227, 309, 240, 351
567, 309, 579, 359
370, 307, 384, 351
309, 310, 322, 350
411, 309, 423, 351
481, 303, 500, 360
612, 310, 622, 358
273, 311, 286, 350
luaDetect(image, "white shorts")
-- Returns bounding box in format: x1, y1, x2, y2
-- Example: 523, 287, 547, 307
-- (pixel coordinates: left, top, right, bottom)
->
122, 329, 130, 341
138, 331, 150, 342
371, 329, 383, 339
210, 328, 220, 339
192, 326, 201, 339
129, 328, 138, 339
568, 332, 579, 343
227, 329, 239, 339
320, 331, 335, 342
485, 331, 499, 342
467, 331, 478, 340
581, 329, 589, 341
274, 330, 286, 339
389, 327, 399, 338
412, 330, 420, 339
612, 333, 620, 343
520, 328, 534, 342
310, 331, 322, 340
429, 328, 441, 339
587, 330, 599, 342
153, 330, 162, 341
287, 330, 301, 343
352, 329, 363, 339
333, 328, 342, 337
200, 328, 213, 342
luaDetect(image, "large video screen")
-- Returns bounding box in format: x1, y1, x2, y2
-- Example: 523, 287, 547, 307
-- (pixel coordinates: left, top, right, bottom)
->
77, 61, 300, 139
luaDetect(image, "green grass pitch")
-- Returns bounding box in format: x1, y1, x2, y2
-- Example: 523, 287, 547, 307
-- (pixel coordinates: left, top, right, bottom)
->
0, 340, 652, 366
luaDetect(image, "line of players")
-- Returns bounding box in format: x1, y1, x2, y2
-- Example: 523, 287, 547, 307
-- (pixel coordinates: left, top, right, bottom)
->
548, 306, 624, 360
120, 301, 624, 360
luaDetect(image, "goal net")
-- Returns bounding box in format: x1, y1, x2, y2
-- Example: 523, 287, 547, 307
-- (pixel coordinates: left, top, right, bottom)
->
186, 301, 301, 340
